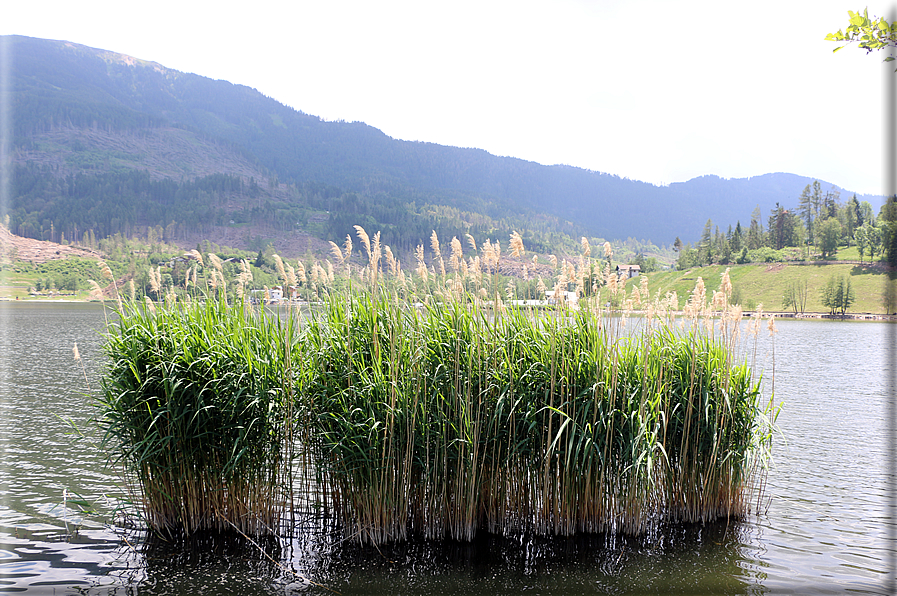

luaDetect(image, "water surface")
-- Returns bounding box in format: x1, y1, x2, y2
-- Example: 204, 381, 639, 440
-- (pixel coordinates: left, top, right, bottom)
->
0, 303, 893, 594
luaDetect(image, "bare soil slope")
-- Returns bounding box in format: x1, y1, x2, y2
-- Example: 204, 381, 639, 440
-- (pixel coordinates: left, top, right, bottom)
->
0, 226, 102, 264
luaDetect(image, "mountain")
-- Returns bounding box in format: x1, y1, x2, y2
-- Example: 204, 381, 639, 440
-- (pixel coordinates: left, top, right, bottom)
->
4, 35, 881, 253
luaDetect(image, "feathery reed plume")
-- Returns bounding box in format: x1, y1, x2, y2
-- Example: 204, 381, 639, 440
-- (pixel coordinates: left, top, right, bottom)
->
150, 267, 162, 296
87, 279, 104, 301
606, 268, 618, 295
450, 237, 463, 272
296, 260, 307, 284
466, 233, 477, 252
327, 261, 334, 283
469, 256, 481, 281
143, 295, 156, 314
720, 267, 733, 300
285, 263, 297, 287
73, 342, 89, 388
273, 254, 287, 283
328, 241, 344, 264
184, 249, 204, 268
481, 240, 496, 273
129, 279, 136, 302
603, 241, 613, 259
98, 259, 123, 310
581, 237, 591, 257
415, 244, 428, 282
208, 253, 223, 272
369, 232, 382, 280
552, 280, 563, 303
565, 260, 576, 285
99, 260, 114, 283
385, 246, 397, 276
430, 230, 441, 260
549, 254, 558, 268
235, 260, 253, 301
354, 225, 372, 261
509, 231, 524, 257
343, 234, 353, 260
536, 276, 546, 296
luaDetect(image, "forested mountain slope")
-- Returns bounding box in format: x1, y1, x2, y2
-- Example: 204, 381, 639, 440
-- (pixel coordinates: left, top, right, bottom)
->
5, 35, 879, 252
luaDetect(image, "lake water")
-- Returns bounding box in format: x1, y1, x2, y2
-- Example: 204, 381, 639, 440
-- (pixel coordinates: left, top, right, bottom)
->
0, 302, 893, 595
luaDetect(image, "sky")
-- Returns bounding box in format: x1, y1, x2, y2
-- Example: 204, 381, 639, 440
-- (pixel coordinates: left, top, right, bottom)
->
2, 0, 893, 196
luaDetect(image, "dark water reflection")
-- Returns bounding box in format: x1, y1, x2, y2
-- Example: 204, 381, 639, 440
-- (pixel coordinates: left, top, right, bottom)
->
0, 303, 892, 595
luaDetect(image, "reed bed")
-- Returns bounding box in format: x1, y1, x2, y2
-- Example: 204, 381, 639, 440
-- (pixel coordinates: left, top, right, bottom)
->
96, 231, 773, 546
303, 290, 771, 545
98, 297, 300, 538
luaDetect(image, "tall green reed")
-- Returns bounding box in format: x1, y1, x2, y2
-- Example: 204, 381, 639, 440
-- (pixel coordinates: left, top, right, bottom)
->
302, 288, 771, 545
98, 297, 300, 538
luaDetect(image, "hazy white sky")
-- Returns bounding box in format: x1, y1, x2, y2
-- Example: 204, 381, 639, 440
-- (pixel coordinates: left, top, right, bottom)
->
3, 0, 892, 196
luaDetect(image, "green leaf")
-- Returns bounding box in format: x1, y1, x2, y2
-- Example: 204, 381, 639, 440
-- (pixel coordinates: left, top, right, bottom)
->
833, 45, 846, 53
885, 56, 895, 62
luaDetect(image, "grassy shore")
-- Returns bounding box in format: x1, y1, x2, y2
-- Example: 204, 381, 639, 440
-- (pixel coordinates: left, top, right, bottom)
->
641, 262, 895, 315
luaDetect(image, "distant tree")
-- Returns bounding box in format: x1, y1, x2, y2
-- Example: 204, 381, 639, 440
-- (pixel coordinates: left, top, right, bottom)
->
798, 184, 814, 250
782, 279, 808, 314
818, 218, 842, 259
768, 203, 785, 250
821, 274, 855, 316
860, 201, 875, 227
629, 253, 659, 273
730, 221, 744, 253
748, 206, 764, 250
822, 186, 840, 219
867, 222, 883, 260
712, 225, 729, 264
700, 219, 713, 264
844, 194, 860, 244
676, 243, 700, 270
855, 224, 868, 262
879, 196, 897, 266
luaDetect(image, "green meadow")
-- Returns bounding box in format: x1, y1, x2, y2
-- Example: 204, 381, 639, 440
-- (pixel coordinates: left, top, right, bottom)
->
640, 262, 895, 314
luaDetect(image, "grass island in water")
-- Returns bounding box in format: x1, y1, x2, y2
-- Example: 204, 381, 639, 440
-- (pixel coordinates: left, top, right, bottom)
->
96, 228, 777, 545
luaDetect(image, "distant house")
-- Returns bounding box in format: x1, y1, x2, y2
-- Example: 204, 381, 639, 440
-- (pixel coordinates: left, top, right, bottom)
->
616, 264, 641, 279
544, 290, 579, 306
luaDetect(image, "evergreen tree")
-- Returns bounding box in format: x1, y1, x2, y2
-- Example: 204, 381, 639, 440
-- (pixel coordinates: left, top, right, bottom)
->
798, 184, 814, 248
700, 219, 713, 265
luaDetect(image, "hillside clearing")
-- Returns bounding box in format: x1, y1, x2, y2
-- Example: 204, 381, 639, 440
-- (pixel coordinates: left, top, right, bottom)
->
641, 263, 895, 315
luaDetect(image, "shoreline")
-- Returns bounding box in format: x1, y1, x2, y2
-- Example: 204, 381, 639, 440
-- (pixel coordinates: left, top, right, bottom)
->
3, 296, 895, 321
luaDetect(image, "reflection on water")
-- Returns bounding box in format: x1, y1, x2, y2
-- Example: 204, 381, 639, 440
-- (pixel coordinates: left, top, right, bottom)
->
0, 303, 893, 595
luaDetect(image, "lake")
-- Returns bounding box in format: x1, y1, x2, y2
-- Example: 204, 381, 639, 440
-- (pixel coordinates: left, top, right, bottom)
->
0, 302, 893, 594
